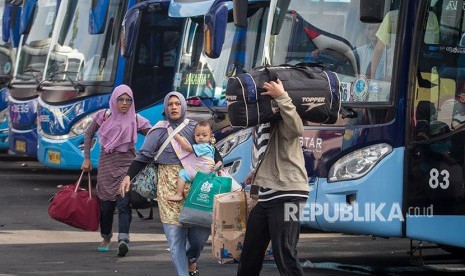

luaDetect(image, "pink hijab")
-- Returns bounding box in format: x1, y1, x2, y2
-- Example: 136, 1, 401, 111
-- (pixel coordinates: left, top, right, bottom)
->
95, 84, 150, 153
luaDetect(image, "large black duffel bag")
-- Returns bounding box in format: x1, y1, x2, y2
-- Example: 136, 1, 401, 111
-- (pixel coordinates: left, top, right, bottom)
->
226, 65, 340, 127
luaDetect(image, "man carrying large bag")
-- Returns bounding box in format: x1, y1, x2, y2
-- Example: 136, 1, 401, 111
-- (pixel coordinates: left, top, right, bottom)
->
236, 79, 309, 276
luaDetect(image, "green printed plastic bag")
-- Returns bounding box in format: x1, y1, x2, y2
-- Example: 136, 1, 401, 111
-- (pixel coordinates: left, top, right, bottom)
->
179, 171, 232, 228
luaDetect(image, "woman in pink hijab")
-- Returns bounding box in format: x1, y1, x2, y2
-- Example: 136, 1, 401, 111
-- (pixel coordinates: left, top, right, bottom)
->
81, 84, 151, 257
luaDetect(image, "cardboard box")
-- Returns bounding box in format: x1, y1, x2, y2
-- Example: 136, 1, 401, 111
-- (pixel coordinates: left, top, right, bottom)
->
211, 230, 273, 264
211, 190, 273, 264
212, 190, 256, 232
211, 231, 246, 264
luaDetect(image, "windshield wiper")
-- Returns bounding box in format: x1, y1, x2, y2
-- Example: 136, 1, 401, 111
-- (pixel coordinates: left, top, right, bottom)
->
23, 66, 41, 73
341, 106, 358, 119
66, 75, 85, 92
20, 65, 42, 84
45, 69, 85, 91
39, 71, 85, 92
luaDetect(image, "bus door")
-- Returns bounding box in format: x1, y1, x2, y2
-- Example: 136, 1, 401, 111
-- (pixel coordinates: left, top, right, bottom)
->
122, 1, 184, 112
406, 0, 465, 248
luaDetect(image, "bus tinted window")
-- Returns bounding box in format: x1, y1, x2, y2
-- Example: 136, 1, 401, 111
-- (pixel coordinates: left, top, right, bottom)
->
413, 0, 465, 140
129, 10, 184, 111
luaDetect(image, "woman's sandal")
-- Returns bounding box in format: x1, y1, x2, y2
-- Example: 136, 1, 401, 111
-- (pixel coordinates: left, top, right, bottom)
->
188, 262, 199, 276
97, 240, 111, 252
188, 269, 199, 276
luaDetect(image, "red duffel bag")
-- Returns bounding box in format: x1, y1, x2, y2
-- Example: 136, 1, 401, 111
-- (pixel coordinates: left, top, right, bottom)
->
48, 171, 100, 231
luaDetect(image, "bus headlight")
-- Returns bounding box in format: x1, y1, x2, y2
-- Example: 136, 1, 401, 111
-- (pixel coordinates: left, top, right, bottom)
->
328, 143, 392, 182
70, 110, 102, 136
216, 128, 253, 157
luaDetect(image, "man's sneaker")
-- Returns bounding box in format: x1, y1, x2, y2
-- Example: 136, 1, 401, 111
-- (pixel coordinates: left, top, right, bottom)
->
117, 241, 129, 257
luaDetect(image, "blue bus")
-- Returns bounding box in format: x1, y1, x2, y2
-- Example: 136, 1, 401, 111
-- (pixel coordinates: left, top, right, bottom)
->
37, 0, 268, 185
8, 0, 59, 156
37, 0, 187, 169
0, 1, 21, 151
215, 0, 465, 255
164, 0, 270, 183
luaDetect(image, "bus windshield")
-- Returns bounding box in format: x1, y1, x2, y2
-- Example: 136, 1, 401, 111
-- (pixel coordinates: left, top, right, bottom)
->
14, 0, 57, 81
174, 6, 268, 107
44, 0, 123, 83
269, 0, 403, 104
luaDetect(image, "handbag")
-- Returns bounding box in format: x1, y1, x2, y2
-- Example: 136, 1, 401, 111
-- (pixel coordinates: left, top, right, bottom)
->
179, 171, 232, 228
48, 171, 100, 231
130, 162, 158, 200
129, 119, 189, 206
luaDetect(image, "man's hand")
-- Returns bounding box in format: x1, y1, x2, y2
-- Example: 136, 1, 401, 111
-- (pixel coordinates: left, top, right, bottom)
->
244, 170, 255, 186
119, 176, 131, 197
262, 79, 285, 99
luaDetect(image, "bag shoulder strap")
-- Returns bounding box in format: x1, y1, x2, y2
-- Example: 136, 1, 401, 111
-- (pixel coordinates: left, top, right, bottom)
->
323, 70, 341, 101
135, 203, 154, 220
103, 109, 111, 121
154, 119, 189, 161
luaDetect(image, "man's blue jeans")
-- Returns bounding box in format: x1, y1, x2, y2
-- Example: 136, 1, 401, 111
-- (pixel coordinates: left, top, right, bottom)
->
163, 223, 210, 276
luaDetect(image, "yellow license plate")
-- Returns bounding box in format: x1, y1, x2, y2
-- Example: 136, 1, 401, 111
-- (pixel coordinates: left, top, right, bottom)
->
15, 140, 26, 152
48, 151, 61, 164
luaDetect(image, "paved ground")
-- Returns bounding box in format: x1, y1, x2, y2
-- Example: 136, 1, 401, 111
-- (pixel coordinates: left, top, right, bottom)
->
0, 156, 463, 275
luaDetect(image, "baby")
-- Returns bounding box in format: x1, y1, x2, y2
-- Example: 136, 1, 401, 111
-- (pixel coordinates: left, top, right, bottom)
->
168, 120, 222, 201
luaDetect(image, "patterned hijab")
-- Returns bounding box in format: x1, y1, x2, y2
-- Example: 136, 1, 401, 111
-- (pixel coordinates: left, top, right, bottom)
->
95, 84, 150, 153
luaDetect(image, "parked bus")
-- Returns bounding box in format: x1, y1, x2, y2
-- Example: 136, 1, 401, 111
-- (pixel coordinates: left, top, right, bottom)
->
212, 0, 465, 256
37, 0, 268, 185
8, 0, 59, 156
37, 0, 186, 169
0, 0, 21, 151
166, 0, 269, 182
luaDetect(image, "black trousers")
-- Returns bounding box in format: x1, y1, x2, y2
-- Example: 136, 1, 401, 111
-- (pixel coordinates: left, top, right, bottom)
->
237, 197, 305, 276
100, 195, 132, 242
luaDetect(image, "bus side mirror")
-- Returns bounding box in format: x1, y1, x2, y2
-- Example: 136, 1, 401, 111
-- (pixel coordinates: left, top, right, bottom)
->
233, 0, 247, 28
360, 0, 385, 23
20, 0, 38, 35
2, 2, 13, 42
10, 1, 22, 47
204, 0, 228, 59
120, 8, 141, 59
271, 0, 290, 35
89, 0, 109, 35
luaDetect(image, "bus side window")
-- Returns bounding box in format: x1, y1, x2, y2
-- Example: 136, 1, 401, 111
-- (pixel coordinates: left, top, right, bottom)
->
424, 11, 439, 45
163, 32, 180, 68
415, 100, 450, 140
451, 92, 465, 129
